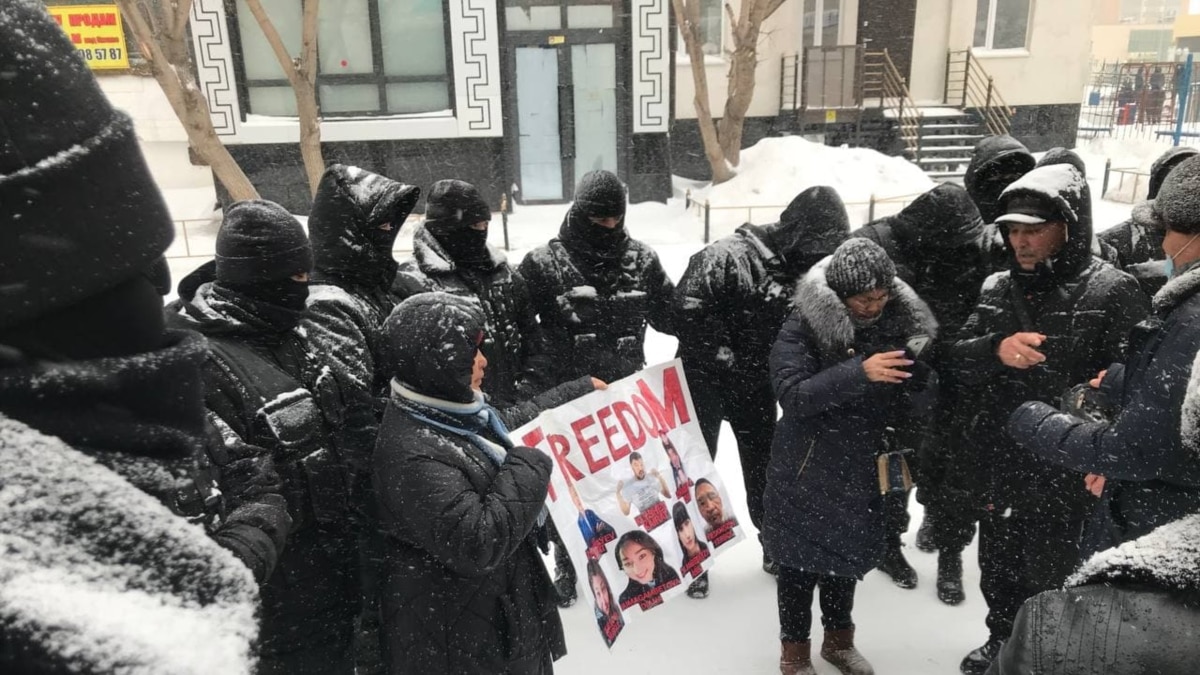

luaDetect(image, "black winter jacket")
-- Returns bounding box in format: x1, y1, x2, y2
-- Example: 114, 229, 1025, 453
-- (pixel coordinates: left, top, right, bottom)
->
987, 511, 1200, 675
518, 209, 675, 384
1099, 146, 1198, 268
393, 225, 550, 406
674, 186, 850, 385
948, 166, 1149, 519
764, 263, 938, 578
304, 164, 421, 480
0, 331, 263, 673
1007, 259, 1200, 549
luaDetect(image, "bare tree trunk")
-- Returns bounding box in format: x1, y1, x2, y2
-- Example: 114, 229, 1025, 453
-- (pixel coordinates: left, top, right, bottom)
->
116, 0, 259, 200
717, 0, 786, 166
672, 0, 735, 183
243, 0, 325, 196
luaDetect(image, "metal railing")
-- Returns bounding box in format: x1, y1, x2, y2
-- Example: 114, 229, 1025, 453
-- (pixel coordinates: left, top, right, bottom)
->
945, 49, 1014, 135
683, 189, 928, 243
863, 49, 922, 157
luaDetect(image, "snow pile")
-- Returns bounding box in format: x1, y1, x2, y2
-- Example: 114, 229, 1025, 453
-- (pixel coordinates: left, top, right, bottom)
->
681, 136, 937, 240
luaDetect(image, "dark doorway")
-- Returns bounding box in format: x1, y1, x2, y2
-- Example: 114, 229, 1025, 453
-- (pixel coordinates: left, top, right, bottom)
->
857, 0, 917, 84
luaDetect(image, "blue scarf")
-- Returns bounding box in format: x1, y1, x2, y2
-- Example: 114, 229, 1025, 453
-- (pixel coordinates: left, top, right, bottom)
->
390, 380, 547, 525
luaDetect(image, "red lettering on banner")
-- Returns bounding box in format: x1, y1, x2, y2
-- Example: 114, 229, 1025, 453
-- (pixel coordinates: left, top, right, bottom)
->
637, 366, 691, 431
603, 616, 623, 641
705, 518, 738, 547
633, 501, 669, 532
547, 433, 584, 496
83, 37, 96, 44
618, 577, 682, 611
612, 401, 646, 451
70, 33, 82, 44
631, 395, 662, 439
52, 14, 63, 26
597, 406, 630, 462
571, 415, 609, 473
680, 547, 711, 579
675, 480, 693, 503
585, 530, 617, 559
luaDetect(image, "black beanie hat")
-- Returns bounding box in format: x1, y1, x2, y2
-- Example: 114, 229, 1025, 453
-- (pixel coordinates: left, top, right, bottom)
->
1152, 155, 1200, 235
826, 239, 896, 299
573, 170, 627, 220
216, 200, 313, 284
383, 292, 486, 403
425, 180, 492, 228
0, 1, 174, 329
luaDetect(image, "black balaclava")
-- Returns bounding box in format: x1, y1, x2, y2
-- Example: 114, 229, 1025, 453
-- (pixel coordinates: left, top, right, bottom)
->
423, 179, 494, 270
964, 135, 1037, 225
383, 292, 487, 404
560, 170, 629, 262
213, 200, 314, 330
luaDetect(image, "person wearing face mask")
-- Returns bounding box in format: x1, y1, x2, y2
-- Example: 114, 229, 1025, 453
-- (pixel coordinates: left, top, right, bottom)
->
372, 293, 575, 674
766, 239, 938, 675
1005, 154, 1200, 561
944, 165, 1148, 675
673, 186, 851, 576
171, 200, 360, 675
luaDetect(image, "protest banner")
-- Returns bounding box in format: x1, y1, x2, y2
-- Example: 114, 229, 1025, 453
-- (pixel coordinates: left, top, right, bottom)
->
512, 360, 745, 648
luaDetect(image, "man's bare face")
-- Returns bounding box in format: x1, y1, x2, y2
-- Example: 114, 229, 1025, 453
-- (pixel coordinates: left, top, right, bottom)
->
630, 458, 645, 480
696, 483, 724, 528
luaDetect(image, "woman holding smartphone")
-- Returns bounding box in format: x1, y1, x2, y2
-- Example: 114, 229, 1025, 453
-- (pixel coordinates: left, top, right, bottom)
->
763, 239, 938, 675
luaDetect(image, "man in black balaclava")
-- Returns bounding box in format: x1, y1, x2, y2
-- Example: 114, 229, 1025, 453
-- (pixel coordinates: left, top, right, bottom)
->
965, 136, 1036, 270
171, 200, 360, 675
0, 2, 264, 670
394, 179, 597, 409
673, 186, 851, 575
519, 170, 678, 603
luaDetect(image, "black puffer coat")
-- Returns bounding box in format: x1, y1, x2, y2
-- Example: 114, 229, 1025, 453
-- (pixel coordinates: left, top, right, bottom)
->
393, 225, 549, 406
1007, 258, 1200, 550
764, 262, 938, 577
171, 284, 359, 658
673, 186, 850, 385
0, 331, 263, 673
373, 294, 569, 674
1034, 148, 1121, 267
1099, 146, 1198, 268
947, 165, 1149, 519
987, 511, 1200, 675
304, 164, 421, 478
518, 192, 675, 384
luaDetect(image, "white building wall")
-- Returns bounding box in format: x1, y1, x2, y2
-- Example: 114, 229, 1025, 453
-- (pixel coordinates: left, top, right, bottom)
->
910, 0, 952, 103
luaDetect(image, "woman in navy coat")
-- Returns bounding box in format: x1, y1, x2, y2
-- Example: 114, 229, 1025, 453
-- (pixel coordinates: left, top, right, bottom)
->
764, 239, 938, 675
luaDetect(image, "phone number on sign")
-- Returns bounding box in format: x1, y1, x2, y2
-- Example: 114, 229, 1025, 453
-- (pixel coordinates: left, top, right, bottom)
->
80, 48, 123, 62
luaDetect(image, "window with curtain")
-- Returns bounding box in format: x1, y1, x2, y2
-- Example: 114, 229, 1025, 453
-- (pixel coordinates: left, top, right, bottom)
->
678, 0, 722, 56
235, 0, 451, 117
973, 0, 1031, 51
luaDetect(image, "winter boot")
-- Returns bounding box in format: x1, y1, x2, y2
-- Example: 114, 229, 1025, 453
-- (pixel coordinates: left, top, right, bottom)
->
936, 549, 965, 605
686, 572, 710, 599
876, 537, 918, 589
959, 636, 1004, 674
552, 545, 577, 608
820, 628, 875, 675
780, 640, 816, 675
915, 516, 937, 553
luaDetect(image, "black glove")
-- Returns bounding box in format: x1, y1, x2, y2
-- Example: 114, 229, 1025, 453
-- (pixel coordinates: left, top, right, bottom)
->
1060, 383, 1116, 424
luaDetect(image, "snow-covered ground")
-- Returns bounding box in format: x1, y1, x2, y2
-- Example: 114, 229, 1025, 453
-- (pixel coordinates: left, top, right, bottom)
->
157, 135, 1162, 673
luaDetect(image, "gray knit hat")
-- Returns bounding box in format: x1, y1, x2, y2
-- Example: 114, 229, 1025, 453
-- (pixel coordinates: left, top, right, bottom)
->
826, 239, 896, 299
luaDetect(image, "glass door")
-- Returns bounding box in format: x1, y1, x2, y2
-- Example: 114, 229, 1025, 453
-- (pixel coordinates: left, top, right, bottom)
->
515, 47, 565, 201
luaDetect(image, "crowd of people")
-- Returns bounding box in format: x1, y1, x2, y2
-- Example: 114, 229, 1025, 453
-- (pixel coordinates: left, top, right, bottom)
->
4, 3, 1200, 674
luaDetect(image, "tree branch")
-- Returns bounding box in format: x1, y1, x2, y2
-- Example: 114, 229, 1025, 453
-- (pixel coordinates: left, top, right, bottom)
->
242, 0, 301, 86
300, 0, 320, 86
172, 0, 194, 45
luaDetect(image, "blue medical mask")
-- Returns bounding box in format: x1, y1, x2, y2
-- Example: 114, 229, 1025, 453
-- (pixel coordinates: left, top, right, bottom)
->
1165, 232, 1200, 279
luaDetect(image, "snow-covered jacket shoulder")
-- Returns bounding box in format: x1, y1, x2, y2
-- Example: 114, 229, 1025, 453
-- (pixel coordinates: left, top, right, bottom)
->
988, 513, 1200, 675
0, 413, 259, 674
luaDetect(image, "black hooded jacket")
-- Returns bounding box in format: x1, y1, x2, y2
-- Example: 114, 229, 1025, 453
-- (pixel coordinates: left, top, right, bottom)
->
673, 186, 850, 383
852, 183, 988, 338
947, 165, 1149, 519
518, 175, 675, 384
987, 511, 1200, 675
392, 226, 554, 407
1035, 148, 1121, 267
1100, 146, 1199, 269
303, 164, 421, 479
372, 294, 568, 674
964, 135, 1037, 227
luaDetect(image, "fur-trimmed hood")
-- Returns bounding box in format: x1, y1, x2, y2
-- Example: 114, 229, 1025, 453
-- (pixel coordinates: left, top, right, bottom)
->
1069, 511, 1200, 594
793, 256, 938, 356
411, 223, 507, 275
1153, 258, 1200, 315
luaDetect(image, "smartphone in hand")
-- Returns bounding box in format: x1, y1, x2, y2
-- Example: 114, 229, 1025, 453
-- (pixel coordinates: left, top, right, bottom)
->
905, 335, 932, 360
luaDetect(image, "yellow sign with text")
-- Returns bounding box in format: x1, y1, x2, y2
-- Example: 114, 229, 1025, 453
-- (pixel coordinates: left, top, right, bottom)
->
47, 4, 130, 70
825, 109, 838, 124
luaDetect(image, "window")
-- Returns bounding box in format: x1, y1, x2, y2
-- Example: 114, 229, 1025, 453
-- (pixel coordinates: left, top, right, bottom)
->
234, 0, 451, 117
802, 0, 841, 49
678, 0, 721, 56
973, 0, 1030, 51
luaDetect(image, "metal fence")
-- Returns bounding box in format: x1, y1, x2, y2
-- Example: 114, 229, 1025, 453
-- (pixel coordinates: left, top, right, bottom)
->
1081, 60, 1200, 145
683, 190, 927, 243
